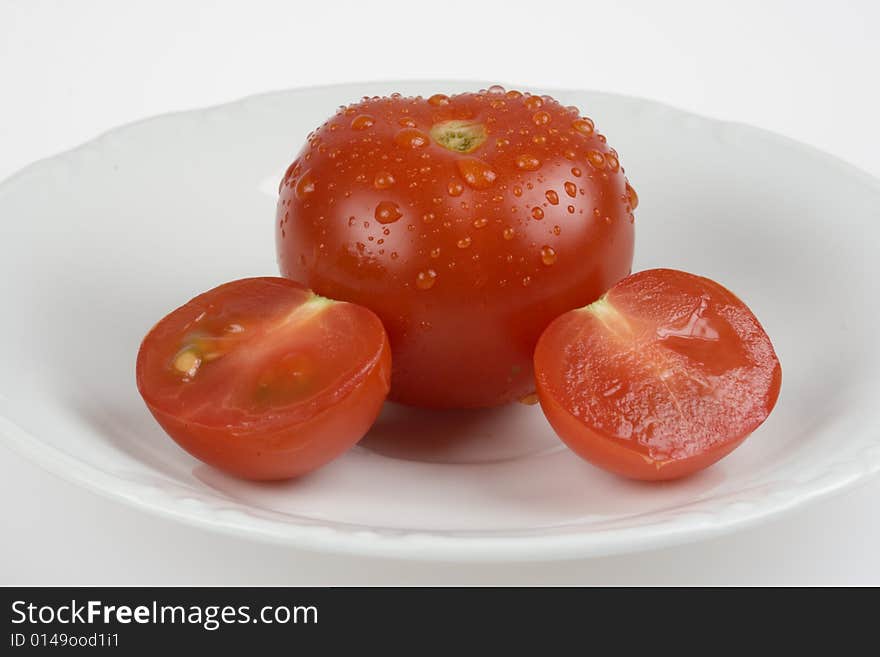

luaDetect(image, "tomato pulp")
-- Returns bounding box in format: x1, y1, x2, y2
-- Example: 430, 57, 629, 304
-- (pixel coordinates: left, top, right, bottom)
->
534, 269, 781, 480
277, 87, 636, 408
136, 277, 391, 480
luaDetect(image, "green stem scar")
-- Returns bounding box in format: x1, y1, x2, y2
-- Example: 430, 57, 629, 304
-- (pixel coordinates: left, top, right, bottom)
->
430, 120, 487, 153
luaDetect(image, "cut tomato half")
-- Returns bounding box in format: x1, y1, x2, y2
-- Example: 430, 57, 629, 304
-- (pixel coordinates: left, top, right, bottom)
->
136, 277, 391, 480
534, 269, 781, 480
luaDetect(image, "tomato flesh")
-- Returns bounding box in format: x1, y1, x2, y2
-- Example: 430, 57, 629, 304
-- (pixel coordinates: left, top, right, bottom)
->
136, 277, 391, 480
534, 269, 781, 480
277, 87, 635, 408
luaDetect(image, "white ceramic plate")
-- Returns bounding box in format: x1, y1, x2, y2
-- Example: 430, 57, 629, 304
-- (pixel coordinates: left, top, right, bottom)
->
1, 81, 879, 561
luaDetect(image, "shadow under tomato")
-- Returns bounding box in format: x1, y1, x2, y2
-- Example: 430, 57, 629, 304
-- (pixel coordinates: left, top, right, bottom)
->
357, 401, 563, 465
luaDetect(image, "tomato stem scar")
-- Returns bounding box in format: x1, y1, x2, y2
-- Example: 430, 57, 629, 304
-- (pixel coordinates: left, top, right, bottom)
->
430, 120, 487, 153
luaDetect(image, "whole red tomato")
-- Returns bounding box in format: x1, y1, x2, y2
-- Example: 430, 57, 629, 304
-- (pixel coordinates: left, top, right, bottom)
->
277, 86, 636, 408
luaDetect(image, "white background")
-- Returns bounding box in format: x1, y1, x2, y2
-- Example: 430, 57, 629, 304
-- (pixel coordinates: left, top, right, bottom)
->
1, 0, 878, 584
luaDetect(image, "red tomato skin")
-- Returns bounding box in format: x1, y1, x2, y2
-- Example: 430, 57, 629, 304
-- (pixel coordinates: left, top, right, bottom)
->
136, 277, 392, 481
277, 88, 635, 408
534, 269, 781, 481
142, 337, 390, 480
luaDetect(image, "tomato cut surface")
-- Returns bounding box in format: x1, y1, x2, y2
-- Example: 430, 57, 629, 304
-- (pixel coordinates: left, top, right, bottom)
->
136, 277, 391, 480
534, 269, 781, 480
276, 86, 635, 408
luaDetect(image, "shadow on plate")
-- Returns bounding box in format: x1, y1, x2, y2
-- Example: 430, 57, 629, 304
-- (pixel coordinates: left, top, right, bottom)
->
357, 402, 564, 465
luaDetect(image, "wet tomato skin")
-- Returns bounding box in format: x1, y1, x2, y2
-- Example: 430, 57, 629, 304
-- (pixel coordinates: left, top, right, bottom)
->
277, 87, 635, 408
136, 277, 391, 480
534, 269, 781, 481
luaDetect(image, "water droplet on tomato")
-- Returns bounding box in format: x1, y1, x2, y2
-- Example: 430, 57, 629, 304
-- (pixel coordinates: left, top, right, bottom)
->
531, 207, 545, 220
521, 275, 533, 287
513, 185, 523, 197
473, 217, 488, 229
374, 172, 395, 189
540, 245, 557, 265
532, 110, 551, 126
416, 269, 438, 289
395, 128, 430, 149
505, 89, 523, 99
399, 117, 417, 127
351, 114, 375, 130
587, 150, 606, 169
524, 96, 543, 111
572, 118, 594, 135
456, 158, 497, 190
625, 180, 639, 209
457, 236, 472, 249
545, 190, 559, 205
422, 212, 435, 223
567, 205, 575, 214
374, 200, 402, 224
516, 154, 541, 171
487, 84, 506, 95
447, 180, 464, 197
430, 247, 441, 258
605, 152, 620, 172
564, 181, 577, 198
571, 167, 582, 177
552, 224, 561, 235
428, 94, 450, 106
503, 227, 516, 240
